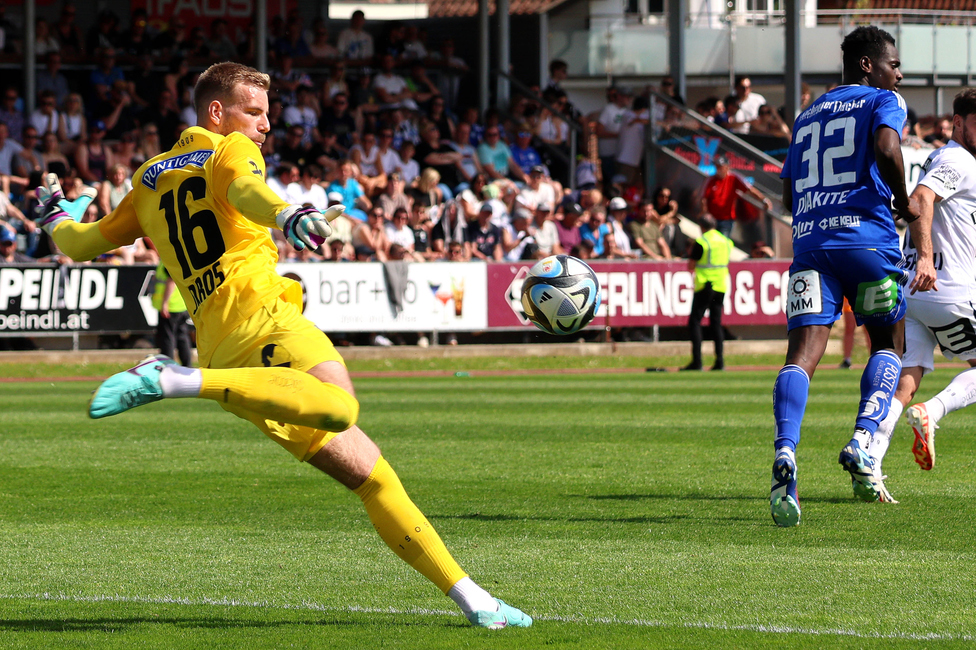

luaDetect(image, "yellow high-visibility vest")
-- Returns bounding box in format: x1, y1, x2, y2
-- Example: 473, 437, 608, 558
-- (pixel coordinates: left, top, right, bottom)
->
694, 229, 732, 293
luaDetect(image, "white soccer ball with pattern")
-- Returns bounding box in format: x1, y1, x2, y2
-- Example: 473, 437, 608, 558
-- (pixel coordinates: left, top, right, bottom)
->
520, 255, 601, 335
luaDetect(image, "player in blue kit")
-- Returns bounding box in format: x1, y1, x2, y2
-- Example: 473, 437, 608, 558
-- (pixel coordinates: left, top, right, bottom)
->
770, 26, 934, 527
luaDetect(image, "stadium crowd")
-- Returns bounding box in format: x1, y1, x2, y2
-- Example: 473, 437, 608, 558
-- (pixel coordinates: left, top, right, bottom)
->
0, 6, 696, 268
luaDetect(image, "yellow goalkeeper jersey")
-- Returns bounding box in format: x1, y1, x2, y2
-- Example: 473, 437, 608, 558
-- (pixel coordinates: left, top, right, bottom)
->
98, 127, 295, 363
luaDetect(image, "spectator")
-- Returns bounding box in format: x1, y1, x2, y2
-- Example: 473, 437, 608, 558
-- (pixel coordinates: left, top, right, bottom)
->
699, 154, 772, 240
448, 121, 482, 189
409, 201, 437, 261
427, 95, 455, 142
378, 22, 406, 60
402, 25, 427, 61
289, 164, 329, 211
696, 96, 726, 124
389, 107, 420, 150
352, 206, 390, 260
40, 132, 70, 178
925, 116, 952, 148
594, 86, 632, 187
901, 119, 931, 150
477, 125, 525, 183
207, 19, 239, 61
152, 17, 190, 60
0, 123, 22, 177
318, 92, 357, 151
457, 172, 487, 222
730, 75, 766, 134
414, 121, 460, 192
97, 163, 132, 216
309, 19, 339, 59
374, 54, 417, 111
720, 94, 739, 130
129, 54, 161, 113
405, 63, 440, 106
429, 39, 468, 109
0, 228, 32, 264
659, 75, 685, 105
750, 240, 775, 259
386, 207, 416, 254
580, 206, 612, 257
431, 199, 466, 257
132, 123, 161, 168
518, 165, 557, 211
0, 87, 25, 143
12, 127, 43, 179
60, 93, 87, 154
411, 167, 445, 207
163, 58, 191, 105
322, 64, 350, 106
375, 127, 403, 181
751, 104, 791, 139
86, 10, 121, 56
119, 10, 153, 58
531, 202, 562, 257
650, 186, 686, 258
90, 48, 126, 106
615, 96, 650, 187
283, 85, 321, 147
144, 88, 183, 150
535, 91, 569, 150
459, 106, 483, 146
328, 160, 371, 221
397, 141, 420, 185
0, 182, 34, 250
328, 238, 352, 262
606, 196, 637, 259
503, 208, 537, 261
627, 199, 670, 260
54, 5, 85, 57
546, 59, 569, 92
378, 171, 412, 216
337, 10, 374, 61
510, 128, 543, 178
98, 80, 139, 142
278, 124, 314, 168
554, 202, 583, 253
350, 131, 389, 196
186, 26, 210, 59
75, 120, 114, 185
466, 203, 504, 261
271, 54, 312, 107
276, 18, 311, 58
37, 53, 71, 111
267, 161, 300, 201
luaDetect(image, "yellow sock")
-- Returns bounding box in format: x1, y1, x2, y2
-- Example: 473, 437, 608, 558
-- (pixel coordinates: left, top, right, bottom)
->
354, 456, 468, 593
199, 367, 359, 432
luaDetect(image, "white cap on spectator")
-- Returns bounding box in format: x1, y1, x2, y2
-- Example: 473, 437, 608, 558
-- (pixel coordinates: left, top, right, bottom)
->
327, 192, 344, 206
608, 197, 628, 211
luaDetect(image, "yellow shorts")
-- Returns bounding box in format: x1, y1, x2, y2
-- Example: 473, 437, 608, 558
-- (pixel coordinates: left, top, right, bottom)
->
207, 296, 347, 461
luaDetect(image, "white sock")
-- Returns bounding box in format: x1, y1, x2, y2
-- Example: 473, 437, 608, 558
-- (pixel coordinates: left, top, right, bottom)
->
927, 367, 976, 423
158, 365, 202, 398
775, 446, 795, 462
851, 428, 871, 448
447, 577, 497, 615
870, 400, 903, 471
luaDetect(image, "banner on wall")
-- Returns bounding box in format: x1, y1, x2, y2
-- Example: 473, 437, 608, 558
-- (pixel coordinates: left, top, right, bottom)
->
0, 265, 158, 335
278, 262, 489, 332
487, 260, 791, 330
133, 0, 297, 41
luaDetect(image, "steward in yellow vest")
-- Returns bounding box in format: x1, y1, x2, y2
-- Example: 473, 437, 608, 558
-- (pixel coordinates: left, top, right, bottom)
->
683, 214, 733, 371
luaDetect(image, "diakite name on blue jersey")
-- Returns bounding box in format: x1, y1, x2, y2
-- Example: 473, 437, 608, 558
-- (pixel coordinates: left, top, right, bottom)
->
142, 150, 215, 191
795, 189, 852, 216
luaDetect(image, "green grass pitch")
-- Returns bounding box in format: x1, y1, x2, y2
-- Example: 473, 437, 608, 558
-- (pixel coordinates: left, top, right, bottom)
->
1, 363, 975, 648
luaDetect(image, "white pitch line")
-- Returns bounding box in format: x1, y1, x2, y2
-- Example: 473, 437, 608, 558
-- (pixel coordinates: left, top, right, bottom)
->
1, 592, 973, 642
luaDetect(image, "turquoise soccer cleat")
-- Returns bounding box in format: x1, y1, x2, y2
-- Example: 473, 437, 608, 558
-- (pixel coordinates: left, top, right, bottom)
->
839, 440, 879, 502
89, 355, 176, 419
467, 599, 533, 629
770, 450, 801, 527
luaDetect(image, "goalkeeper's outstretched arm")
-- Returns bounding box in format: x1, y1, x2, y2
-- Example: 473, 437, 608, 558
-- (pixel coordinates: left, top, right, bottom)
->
36, 174, 118, 262
227, 175, 342, 250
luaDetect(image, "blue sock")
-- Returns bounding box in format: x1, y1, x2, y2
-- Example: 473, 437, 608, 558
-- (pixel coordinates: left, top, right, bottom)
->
773, 365, 810, 452
855, 350, 901, 435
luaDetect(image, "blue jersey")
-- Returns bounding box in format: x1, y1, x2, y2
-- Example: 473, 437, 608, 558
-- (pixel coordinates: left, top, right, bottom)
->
782, 85, 907, 255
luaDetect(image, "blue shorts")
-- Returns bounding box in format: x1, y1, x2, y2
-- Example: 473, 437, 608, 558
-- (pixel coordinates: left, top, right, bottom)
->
786, 248, 908, 331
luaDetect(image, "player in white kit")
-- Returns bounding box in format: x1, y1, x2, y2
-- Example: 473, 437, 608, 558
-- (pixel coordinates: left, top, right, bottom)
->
867, 89, 976, 494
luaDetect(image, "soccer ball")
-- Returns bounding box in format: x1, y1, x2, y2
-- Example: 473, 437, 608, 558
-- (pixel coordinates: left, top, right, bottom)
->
520, 255, 601, 335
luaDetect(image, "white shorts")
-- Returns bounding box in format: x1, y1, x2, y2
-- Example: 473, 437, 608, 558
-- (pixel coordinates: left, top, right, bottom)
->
903, 298, 976, 374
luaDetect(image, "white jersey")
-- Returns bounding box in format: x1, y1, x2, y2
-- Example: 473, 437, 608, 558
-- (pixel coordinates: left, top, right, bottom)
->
906, 140, 976, 303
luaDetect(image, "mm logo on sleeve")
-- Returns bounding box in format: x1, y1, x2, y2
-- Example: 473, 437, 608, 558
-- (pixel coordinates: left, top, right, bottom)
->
856, 274, 900, 315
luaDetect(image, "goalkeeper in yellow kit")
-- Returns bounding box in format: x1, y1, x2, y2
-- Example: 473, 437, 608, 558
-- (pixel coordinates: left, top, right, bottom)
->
34, 62, 530, 629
